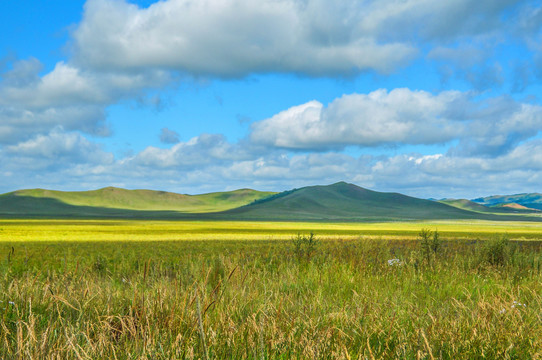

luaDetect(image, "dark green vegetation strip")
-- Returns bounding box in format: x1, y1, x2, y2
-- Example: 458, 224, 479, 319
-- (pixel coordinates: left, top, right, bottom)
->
0, 237, 541, 358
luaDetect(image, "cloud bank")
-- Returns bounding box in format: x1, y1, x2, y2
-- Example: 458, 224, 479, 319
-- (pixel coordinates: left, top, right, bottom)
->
2, 87, 542, 198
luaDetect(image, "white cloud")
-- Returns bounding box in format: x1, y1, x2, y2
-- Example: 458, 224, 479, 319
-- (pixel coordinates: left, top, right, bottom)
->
70, 0, 532, 78
1, 59, 170, 109
71, 0, 419, 77
368, 141, 542, 198
250, 89, 542, 156
134, 133, 252, 168
3, 129, 542, 199
0, 104, 109, 144
2, 129, 113, 171
0, 58, 171, 144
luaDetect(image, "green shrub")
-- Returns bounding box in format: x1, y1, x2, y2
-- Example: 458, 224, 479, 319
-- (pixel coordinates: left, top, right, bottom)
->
480, 235, 515, 266
292, 232, 318, 261
418, 228, 441, 264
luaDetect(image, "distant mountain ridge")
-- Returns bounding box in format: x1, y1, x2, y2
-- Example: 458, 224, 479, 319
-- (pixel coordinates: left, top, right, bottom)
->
0, 182, 540, 221
472, 193, 542, 211
439, 199, 539, 214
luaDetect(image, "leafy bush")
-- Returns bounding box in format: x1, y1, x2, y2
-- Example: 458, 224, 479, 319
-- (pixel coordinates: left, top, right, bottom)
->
480, 235, 516, 266
418, 228, 441, 264
292, 232, 318, 262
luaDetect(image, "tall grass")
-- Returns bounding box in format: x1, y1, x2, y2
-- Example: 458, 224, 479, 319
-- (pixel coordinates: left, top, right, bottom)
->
0, 238, 541, 358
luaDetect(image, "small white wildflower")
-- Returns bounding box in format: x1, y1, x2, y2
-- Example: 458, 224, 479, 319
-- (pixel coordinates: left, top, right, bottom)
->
388, 258, 402, 266
511, 301, 526, 308
499, 308, 506, 314
8, 301, 15, 305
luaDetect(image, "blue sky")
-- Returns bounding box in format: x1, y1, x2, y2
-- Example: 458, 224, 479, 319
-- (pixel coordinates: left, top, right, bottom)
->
1, 0, 542, 198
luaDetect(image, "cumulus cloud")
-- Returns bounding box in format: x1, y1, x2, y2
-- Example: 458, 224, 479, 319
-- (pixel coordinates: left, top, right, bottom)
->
71, 0, 420, 77
1, 129, 113, 171
368, 140, 542, 197
134, 133, 252, 168
4, 127, 542, 199
250, 89, 542, 156
1, 59, 171, 108
70, 0, 536, 78
0, 57, 171, 144
0, 104, 109, 145
103, 135, 542, 197
250, 89, 465, 149
0, 59, 107, 143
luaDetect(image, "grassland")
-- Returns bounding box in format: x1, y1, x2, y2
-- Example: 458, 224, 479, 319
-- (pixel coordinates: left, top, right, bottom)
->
0, 220, 541, 358
3, 219, 542, 242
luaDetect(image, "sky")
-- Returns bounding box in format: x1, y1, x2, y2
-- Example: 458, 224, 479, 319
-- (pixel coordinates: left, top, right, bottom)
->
1, 0, 542, 199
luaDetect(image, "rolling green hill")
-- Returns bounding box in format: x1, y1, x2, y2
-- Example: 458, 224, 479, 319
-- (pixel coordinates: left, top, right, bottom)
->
8, 187, 276, 213
223, 182, 526, 221
1, 182, 541, 222
439, 199, 497, 213
0, 194, 179, 219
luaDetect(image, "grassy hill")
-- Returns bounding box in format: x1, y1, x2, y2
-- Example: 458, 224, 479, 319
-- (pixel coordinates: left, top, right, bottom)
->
8, 187, 276, 213
439, 199, 494, 212
492, 203, 541, 211
223, 182, 523, 221
472, 193, 542, 211
0, 193, 203, 219
1, 182, 541, 222
439, 199, 539, 214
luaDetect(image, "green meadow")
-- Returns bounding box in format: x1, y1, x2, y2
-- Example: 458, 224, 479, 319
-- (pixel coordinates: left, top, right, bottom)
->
0, 220, 541, 358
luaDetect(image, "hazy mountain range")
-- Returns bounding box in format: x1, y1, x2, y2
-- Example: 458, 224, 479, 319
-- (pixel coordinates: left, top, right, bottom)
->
471, 193, 542, 211
0, 182, 540, 222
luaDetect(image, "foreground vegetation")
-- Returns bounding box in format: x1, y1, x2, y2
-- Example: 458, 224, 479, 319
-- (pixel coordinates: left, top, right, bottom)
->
0, 222, 541, 358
